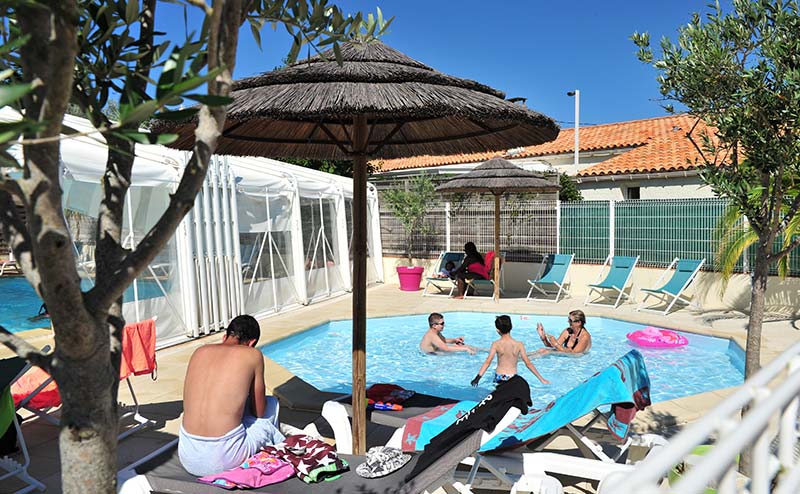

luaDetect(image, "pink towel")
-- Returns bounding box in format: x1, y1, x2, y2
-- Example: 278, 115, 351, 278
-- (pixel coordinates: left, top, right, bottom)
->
119, 319, 157, 380
199, 452, 294, 489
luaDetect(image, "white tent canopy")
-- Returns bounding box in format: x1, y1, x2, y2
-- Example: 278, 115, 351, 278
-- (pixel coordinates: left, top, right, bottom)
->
0, 107, 384, 346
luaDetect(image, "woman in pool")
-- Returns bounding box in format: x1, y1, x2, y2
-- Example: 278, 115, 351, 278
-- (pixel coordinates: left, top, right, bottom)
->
531, 309, 592, 357
452, 241, 488, 299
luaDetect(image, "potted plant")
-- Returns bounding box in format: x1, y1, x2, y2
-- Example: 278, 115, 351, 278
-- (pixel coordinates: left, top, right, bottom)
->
383, 174, 436, 290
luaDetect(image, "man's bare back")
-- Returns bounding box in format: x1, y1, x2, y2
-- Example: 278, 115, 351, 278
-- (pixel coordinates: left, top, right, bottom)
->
182, 342, 266, 437
491, 337, 526, 376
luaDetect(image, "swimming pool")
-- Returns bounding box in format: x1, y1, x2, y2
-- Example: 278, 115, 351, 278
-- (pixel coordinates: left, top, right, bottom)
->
0, 277, 172, 333
262, 312, 745, 404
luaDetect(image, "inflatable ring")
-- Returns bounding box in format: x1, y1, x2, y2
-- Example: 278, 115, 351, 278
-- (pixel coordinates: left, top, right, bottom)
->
627, 326, 688, 348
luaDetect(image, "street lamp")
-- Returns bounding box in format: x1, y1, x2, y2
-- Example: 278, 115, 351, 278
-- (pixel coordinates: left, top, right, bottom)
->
567, 90, 580, 168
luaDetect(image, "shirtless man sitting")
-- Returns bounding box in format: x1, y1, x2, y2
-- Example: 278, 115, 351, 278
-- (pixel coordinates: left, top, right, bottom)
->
419, 312, 476, 355
179, 315, 284, 476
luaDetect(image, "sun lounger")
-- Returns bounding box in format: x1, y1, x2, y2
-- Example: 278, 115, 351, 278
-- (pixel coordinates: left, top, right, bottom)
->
637, 257, 705, 315
118, 428, 520, 494
332, 389, 458, 428
460, 350, 657, 491
527, 253, 574, 303
585, 255, 639, 308
422, 251, 464, 297
0, 356, 46, 493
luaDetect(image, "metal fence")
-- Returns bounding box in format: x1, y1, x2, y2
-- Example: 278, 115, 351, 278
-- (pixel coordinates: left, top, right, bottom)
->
379, 196, 800, 276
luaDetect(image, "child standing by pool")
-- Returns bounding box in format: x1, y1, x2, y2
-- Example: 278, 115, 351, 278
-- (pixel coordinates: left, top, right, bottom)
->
471, 315, 550, 387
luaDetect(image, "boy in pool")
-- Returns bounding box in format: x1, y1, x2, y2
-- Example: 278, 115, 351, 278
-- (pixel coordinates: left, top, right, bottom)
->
471, 315, 550, 387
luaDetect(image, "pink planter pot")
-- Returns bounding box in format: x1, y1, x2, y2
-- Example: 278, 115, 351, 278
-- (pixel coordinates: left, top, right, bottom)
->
397, 266, 425, 291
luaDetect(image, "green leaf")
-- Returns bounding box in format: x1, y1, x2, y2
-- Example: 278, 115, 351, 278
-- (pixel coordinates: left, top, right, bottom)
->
125, 0, 138, 24
184, 94, 234, 106
119, 99, 160, 125
0, 148, 21, 168
0, 83, 33, 108
114, 128, 179, 145
154, 108, 199, 121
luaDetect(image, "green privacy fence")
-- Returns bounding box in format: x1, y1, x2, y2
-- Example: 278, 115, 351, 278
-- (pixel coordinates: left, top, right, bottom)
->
379, 197, 800, 277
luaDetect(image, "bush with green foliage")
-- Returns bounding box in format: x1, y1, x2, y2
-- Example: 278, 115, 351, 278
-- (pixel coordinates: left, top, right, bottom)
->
382, 174, 437, 264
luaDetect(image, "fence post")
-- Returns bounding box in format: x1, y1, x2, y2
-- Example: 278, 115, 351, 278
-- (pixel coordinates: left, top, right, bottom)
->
445, 201, 451, 252
556, 199, 561, 254
609, 199, 615, 257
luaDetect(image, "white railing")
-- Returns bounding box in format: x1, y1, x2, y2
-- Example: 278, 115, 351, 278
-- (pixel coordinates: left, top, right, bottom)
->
601, 341, 800, 494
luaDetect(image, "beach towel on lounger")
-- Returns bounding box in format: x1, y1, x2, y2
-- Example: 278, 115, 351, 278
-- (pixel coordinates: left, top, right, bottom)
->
199, 452, 294, 489
479, 349, 651, 452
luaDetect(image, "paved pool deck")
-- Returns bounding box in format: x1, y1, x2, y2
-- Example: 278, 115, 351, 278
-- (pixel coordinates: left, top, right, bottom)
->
3, 283, 799, 493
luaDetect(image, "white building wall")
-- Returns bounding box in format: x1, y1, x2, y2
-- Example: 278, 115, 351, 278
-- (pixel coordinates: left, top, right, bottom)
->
577, 175, 716, 201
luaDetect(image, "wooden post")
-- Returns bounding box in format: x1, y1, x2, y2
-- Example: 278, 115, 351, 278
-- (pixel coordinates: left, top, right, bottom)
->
351, 115, 368, 455
494, 193, 501, 301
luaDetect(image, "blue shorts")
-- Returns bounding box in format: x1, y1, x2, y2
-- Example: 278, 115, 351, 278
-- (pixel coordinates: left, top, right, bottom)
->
178, 396, 284, 476
494, 373, 515, 383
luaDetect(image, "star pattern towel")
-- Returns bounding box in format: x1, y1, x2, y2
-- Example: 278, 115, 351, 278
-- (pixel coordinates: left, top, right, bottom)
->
262, 434, 348, 483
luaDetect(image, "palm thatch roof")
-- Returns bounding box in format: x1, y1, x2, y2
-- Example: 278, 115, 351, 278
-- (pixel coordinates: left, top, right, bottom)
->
435, 157, 560, 195
153, 40, 559, 160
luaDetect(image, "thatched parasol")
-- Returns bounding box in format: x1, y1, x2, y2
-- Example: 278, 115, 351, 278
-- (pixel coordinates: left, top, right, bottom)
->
436, 157, 561, 300
153, 40, 559, 454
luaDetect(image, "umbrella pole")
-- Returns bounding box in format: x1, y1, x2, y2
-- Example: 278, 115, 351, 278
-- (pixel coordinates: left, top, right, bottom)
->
494, 194, 500, 301
351, 115, 368, 455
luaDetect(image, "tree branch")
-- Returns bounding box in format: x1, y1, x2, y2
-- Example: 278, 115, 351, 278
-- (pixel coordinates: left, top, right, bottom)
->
0, 325, 52, 371
88, 0, 247, 311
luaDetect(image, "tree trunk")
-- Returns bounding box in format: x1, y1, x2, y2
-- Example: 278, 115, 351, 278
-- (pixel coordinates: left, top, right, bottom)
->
53, 318, 118, 493
739, 241, 770, 475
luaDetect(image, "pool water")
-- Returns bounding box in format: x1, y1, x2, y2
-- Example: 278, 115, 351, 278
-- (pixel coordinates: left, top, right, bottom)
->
262, 312, 745, 404
0, 277, 172, 333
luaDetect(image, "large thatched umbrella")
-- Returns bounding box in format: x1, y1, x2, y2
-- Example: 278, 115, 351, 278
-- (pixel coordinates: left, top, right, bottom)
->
154, 40, 559, 454
436, 157, 561, 300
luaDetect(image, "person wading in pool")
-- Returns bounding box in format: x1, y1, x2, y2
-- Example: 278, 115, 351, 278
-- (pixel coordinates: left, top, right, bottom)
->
531, 309, 592, 357
471, 315, 550, 386
419, 312, 476, 355
179, 315, 284, 476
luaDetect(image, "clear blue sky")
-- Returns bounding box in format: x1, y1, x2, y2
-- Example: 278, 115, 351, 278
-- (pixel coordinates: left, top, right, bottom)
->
158, 1, 726, 126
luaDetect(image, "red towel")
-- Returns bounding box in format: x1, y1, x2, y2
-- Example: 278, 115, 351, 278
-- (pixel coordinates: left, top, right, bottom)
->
11, 367, 61, 409
119, 319, 157, 380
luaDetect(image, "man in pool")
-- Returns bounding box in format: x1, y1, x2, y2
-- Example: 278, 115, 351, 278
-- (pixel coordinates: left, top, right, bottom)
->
179, 314, 284, 476
419, 312, 477, 355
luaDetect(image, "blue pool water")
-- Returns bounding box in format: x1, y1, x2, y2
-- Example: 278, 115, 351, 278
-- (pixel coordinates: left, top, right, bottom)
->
262, 312, 745, 404
0, 277, 171, 333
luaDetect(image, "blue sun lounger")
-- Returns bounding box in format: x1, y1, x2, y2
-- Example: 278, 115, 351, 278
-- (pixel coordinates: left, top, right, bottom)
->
637, 257, 705, 315
526, 253, 574, 303
422, 251, 464, 297
585, 255, 639, 308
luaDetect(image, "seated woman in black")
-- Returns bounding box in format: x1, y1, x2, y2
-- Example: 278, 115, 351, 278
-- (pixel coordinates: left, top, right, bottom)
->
452, 242, 487, 299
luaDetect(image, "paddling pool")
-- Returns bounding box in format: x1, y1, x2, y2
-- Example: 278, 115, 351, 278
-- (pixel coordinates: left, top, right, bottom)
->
262, 312, 744, 404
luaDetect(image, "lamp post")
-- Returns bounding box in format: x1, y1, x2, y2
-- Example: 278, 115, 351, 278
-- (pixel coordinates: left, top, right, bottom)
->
567, 90, 580, 168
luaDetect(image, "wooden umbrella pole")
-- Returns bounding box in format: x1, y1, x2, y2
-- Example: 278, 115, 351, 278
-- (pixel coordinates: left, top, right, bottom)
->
351, 114, 369, 455
494, 193, 500, 301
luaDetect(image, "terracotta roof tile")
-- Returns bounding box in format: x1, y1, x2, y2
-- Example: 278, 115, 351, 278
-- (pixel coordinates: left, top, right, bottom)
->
374, 114, 711, 177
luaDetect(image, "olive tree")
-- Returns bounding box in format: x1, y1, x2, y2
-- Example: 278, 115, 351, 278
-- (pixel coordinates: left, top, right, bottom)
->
0, 1, 385, 492
633, 0, 800, 471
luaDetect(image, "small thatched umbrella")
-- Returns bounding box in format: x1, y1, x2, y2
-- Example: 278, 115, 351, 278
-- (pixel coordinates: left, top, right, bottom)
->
436, 157, 561, 300
153, 40, 559, 454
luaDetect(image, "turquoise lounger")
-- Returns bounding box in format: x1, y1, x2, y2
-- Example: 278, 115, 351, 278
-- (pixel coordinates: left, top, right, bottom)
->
585, 255, 639, 308
637, 257, 705, 315
526, 253, 574, 303
422, 251, 464, 297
